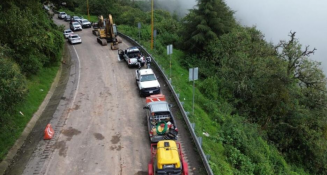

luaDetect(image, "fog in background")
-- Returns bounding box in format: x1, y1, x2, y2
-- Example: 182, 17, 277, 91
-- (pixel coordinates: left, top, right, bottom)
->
224, 0, 327, 74
156, 0, 326, 74
156, 0, 197, 17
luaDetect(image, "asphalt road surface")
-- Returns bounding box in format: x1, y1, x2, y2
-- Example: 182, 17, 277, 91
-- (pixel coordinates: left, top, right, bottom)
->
4, 15, 204, 175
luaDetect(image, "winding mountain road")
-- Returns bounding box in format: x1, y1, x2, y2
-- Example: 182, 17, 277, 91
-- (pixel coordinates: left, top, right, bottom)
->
4, 16, 204, 175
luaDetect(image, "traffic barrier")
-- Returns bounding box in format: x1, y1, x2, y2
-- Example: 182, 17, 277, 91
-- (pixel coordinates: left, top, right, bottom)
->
146, 94, 166, 103
118, 32, 214, 175
44, 124, 54, 140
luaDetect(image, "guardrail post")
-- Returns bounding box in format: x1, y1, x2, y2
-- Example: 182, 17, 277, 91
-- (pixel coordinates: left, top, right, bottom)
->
206, 155, 211, 161
197, 137, 202, 146
191, 123, 195, 130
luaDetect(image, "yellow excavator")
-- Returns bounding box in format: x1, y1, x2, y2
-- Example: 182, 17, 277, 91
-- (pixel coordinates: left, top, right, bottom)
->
92, 14, 121, 50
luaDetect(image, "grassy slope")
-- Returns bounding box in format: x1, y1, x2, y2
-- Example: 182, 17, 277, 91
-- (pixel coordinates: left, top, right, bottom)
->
0, 64, 60, 161
126, 33, 233, 174
118, 25, 309, 175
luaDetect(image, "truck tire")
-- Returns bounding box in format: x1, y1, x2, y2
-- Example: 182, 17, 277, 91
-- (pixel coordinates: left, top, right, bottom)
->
139, 89, 143, 97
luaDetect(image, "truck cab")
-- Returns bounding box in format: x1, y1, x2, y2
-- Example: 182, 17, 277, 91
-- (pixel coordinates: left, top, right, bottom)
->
143, 95, 178, 143
136, 69, 160, 97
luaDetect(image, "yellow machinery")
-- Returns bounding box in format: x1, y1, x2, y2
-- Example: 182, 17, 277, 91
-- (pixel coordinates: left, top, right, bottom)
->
92, 14, 121, 50
148, 140, 188, 175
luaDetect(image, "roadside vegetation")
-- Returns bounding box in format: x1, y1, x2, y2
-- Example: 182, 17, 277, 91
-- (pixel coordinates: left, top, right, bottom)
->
1, 0, 326, 174
0, 0, 63, 160
74, 0, 325, 174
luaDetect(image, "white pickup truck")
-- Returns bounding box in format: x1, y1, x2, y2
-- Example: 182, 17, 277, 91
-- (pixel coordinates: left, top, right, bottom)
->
118, 47, 145, 68
136, 69, 160, 97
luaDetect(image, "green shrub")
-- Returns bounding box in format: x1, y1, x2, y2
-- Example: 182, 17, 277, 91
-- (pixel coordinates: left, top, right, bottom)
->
0, 58, 28, 122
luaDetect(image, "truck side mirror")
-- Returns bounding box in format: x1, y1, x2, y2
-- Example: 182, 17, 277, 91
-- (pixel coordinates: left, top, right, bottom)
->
143, 106, 149, 109
169, 104, 173, 108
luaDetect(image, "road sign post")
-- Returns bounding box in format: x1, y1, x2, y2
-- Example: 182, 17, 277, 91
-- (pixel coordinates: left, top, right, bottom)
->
189, 67, 198, 115
138, 22, 141, 41
167, 44, 173, 80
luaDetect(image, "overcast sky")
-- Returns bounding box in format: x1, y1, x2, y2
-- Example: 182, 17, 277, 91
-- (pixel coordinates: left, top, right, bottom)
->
171, 0, 327, 74
224, 0, 327, 74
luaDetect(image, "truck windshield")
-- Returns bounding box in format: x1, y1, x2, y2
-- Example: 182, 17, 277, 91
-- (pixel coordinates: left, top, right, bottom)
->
140, 74, 156, 82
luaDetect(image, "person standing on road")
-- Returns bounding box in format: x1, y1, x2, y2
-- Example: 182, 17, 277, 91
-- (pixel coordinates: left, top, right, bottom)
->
146, 56, 151, 69
137, 53, 142, 69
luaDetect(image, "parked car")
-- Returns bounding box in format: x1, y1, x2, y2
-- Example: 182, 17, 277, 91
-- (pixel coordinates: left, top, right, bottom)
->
63, 29, 74, 39
135, 69, 160, 97
70, 22, 82, 31
68, 34, 82, 44
64, 15, 71, 22
58, 12, 67, 19
80, 19, 91, 28
71, 16, 82, 23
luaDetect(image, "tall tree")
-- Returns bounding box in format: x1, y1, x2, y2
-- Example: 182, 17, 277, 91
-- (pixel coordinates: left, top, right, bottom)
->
180, 0, 235, 53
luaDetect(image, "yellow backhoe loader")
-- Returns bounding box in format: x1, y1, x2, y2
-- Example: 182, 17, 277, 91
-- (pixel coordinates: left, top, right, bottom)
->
92, 14, 121, 50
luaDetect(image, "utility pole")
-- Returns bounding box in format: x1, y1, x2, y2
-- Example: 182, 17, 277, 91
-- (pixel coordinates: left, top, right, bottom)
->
151, 0, 154, 49
87, 0, 90, 21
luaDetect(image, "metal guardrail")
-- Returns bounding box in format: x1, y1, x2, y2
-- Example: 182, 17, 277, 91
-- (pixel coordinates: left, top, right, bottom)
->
118, 32, 214, 175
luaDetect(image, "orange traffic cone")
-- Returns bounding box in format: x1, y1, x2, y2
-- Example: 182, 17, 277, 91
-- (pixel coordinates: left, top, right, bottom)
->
44, 124, 54, 140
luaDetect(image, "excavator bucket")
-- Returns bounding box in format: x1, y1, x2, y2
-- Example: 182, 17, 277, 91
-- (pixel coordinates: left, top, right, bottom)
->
117, 37, 122, 43
111, 43, 119, 50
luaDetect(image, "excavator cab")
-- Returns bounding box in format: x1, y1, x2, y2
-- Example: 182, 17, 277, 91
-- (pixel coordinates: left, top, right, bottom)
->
112, 24, 118, 37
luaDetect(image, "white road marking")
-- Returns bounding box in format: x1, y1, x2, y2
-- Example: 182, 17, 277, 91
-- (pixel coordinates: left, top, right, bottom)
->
44, 45, 81, 175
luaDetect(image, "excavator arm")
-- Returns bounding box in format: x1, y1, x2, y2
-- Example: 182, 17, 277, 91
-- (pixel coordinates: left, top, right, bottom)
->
94, 14, 122, 49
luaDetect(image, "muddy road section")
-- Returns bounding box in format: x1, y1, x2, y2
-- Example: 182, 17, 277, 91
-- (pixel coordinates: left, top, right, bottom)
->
4, 15, 204, 175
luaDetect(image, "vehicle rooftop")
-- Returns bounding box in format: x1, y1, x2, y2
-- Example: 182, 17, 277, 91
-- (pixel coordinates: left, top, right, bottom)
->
148, 101, 170, 113
139, 69, 154, 75
156, 141, 181, 169
127, 47, 140, 52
